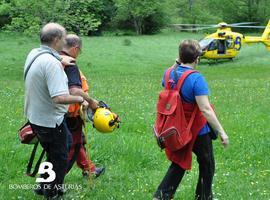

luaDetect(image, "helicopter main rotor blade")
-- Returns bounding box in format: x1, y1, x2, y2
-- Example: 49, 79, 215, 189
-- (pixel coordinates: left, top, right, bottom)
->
170, 23, 215, 27
171, 22, 259, 27
173, 27, 216, 31
229, 22, 259, 26
170, 22, 266, 30
229, 25, 265, 28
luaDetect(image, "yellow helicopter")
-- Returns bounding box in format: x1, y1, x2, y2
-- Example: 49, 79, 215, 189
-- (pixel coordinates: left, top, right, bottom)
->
172, 20, 270, 60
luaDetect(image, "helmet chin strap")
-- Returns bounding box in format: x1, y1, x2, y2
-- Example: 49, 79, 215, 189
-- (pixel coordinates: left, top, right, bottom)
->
109, 115, 120, 127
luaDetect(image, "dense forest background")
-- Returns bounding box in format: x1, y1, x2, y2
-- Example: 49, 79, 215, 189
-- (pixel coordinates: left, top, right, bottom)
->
0, 0, 270, 35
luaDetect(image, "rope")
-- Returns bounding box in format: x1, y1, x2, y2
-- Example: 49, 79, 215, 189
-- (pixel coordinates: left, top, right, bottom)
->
79, 106, 94, 185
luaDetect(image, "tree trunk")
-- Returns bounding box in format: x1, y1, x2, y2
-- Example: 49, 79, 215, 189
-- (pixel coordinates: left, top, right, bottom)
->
133, 16, 143, 35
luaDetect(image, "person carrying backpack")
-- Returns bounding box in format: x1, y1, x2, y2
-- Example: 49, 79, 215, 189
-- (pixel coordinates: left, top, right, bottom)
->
153, 39, 229, 200
24, 23, 87, 199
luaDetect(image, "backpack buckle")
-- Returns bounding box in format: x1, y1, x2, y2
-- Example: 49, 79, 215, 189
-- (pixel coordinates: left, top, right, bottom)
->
165, 103, 171, 110
157, 136, 165, 149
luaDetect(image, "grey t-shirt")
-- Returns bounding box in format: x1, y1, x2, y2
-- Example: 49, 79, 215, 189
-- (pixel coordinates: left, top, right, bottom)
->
24, 45, 69, 128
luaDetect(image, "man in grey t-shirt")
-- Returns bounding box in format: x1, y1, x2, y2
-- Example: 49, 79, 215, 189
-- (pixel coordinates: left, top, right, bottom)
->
24, 23, 87, 199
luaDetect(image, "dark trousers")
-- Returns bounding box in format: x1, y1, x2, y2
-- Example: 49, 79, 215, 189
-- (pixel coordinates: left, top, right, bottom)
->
31, 120, 70, 197
154, 133, 215, 200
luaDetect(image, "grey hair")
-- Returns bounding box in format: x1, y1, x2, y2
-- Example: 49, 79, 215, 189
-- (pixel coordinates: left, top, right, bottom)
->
40, 23, 66, 45
65, 34, 82, 48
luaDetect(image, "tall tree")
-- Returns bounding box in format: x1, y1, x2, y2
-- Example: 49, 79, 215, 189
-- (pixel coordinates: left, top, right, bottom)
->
115, 0, 165, 34
176, 0, 222, 24
3, 0, 67, 34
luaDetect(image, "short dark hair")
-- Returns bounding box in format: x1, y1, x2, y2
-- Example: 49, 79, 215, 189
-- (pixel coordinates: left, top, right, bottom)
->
40, 23, 65, 45
179, 39, 202, 64
65, 34, 82, 48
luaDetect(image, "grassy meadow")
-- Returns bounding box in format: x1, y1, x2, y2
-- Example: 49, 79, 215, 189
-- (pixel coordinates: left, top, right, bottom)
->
0, 31, 269, 200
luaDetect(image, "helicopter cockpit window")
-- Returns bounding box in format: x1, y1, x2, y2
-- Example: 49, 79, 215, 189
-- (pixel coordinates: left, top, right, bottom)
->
199, 38, 214, 50
208, 40, 217, 51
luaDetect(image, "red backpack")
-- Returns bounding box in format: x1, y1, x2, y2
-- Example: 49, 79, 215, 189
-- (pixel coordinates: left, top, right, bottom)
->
153, 67, 198, 151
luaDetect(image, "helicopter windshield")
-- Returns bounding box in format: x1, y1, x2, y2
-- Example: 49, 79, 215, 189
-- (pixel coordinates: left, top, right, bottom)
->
199, 38, 215, 50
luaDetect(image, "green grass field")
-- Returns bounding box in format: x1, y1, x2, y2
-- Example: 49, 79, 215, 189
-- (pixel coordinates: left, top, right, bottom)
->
0, 31, 269, 200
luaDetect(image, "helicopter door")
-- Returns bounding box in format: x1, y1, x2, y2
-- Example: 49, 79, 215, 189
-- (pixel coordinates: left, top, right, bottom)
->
217, 40, 226, 54
208, 40, 217, 51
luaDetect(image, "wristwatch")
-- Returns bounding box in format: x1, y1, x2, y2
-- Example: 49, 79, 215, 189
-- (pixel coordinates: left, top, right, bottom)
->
79, 98, 84, 104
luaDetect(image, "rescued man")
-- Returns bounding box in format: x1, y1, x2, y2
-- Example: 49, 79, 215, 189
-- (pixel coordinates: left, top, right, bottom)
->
61, 34, 105, 177
24, 23, 88, 199
153, 39, 229, 200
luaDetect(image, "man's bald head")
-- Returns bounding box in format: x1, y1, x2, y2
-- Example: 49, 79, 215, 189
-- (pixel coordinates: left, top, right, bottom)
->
40, 23, 66, 45
65, 34, 82, 49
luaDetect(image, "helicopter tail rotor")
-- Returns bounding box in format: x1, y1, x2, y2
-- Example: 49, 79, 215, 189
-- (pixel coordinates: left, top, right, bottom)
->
261, 20, 270, 50
243, 20, 270, 51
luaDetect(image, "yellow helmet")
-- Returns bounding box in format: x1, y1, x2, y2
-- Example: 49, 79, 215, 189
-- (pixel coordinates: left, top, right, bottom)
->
93, 108, 119, 133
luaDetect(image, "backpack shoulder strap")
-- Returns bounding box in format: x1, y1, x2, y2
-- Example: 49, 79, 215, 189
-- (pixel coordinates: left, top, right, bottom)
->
164, 66, 175, 89
187, 106, 198, 131
26, 142, 46, 177
175, 70, 198, 131
24, 51, 53, 81
175, 70, 198, 91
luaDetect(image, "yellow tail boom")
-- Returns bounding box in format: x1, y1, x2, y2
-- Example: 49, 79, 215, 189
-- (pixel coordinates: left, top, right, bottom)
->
244, 20, 270, 51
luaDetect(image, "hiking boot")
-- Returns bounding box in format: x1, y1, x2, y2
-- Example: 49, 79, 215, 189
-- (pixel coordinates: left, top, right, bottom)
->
47, 194, 64, 200
57, 188, 65, 196
34, 187, 44, 196
82, 167, 105, 178
93, 167, 105, 178
46, 189, 64, 200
